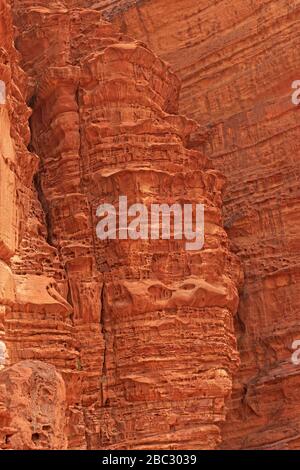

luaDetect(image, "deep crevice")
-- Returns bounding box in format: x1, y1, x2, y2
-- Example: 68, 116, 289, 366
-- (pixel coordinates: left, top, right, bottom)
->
33, 172, 54, 247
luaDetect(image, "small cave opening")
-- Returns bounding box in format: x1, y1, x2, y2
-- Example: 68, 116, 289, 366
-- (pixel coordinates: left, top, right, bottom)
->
42, 425, 51, 432
31, 432, 40, 443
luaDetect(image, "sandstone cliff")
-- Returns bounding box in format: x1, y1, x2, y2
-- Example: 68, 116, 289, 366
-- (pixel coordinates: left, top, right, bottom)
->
1, 0, 299, 451
0, 0, 241, 449
96, 0, 300, 450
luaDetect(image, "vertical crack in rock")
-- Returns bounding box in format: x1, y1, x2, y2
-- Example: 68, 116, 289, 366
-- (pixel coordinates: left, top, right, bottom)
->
33, 173, 54, 246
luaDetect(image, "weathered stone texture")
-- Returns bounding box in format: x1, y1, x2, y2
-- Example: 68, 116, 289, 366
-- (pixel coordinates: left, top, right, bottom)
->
0, 360, 67, 449
101, 0, 300, 450
3, 0, 298, 450
0, 0, 241, 449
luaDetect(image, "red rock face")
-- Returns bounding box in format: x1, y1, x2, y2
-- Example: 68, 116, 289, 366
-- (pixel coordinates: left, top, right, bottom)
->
95, 0, 300, 450
0, 0, 241, 450
2, 0, 298, 451
0, 0, 71, 450
0, 360, 67, 449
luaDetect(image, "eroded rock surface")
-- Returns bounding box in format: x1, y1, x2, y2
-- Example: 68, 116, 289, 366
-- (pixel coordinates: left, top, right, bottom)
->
97, 0, 300, 450
0, 360, 66, 449
0, 0, 241, 449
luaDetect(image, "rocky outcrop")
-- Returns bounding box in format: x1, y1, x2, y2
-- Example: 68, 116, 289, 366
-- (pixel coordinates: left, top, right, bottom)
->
0, 0, 241, 450
0, 360, 66, 450
0, 0, 76, 449
3, 0, 300, 451
97, 0, 300, 450
7, 0, 299, 451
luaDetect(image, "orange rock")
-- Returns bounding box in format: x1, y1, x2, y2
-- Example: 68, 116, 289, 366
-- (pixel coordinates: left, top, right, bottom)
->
101, 0, 300, 450
0, 360, 67, 449
0, 0, 242, 450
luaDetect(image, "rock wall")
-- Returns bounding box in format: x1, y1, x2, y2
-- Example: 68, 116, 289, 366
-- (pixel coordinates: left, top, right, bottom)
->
4, 0, 299, 450
0, 0, 241, 450
0, 0, 70, 449
96, 0, 300, 450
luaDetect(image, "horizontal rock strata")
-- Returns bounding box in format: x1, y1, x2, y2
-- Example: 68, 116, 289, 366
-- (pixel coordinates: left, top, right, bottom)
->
99, 0, 300, 450
0, 0, 241, 449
